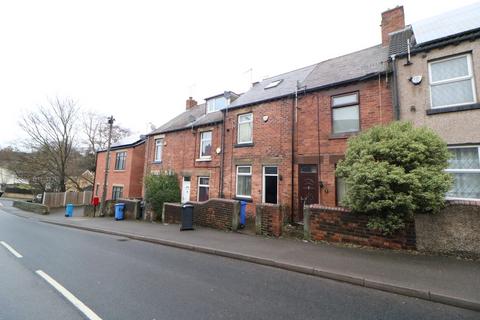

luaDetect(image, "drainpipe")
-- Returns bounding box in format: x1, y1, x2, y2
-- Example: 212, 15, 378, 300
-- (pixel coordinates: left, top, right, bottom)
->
391, 54, 400, 120
291, 92, 296, 224
219, 109, 226, 198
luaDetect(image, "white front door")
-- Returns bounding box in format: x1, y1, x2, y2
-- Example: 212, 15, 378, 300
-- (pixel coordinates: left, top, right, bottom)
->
181, 176, 191, 203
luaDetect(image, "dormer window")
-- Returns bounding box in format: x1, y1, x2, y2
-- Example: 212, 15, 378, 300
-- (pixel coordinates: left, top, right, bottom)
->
264, 79, 282, 89
207, 96, 228, 113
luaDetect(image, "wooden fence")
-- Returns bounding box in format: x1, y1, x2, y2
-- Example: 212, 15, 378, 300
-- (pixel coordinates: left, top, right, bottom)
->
42, 191, 92, 208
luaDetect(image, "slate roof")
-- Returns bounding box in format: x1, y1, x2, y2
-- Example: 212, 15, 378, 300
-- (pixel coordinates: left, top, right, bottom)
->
388, 26, 415, 56
302, 45, 389, 91
228, 64, 317, 109
98, 135, 146, 152
148, 103, 223, 135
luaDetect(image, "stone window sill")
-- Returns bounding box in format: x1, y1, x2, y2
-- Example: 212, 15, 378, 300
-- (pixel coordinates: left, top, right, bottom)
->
329, 132, 357, 140
234, 143, 254, 148
426, 103, 480, 115
196, 158, 212, 162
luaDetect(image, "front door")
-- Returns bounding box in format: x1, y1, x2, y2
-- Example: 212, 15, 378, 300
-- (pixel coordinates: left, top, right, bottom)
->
298, 164, 319, 220
181, 176, 191, 203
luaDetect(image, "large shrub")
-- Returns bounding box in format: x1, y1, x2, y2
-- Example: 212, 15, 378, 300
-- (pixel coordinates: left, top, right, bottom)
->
144, 173, 181, 220
336, 122, 452, 235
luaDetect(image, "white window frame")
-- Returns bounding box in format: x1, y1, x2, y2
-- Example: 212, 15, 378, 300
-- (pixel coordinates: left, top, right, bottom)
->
428, 54, 477, 109
154, 138, 163, 162
207, 96, 228, 113
331, 92, 360, 134
197, 176, 210, 201
262, 166, 278, 204
114, 151, 127, 170
237, 113, 253, 144
236, 165, 252, 198
199, 131, 212, 159
445, 145, 480, 201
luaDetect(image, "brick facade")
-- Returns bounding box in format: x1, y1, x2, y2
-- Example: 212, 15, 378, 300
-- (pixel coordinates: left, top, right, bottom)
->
143, 123, 223, 203
307, 205, 416, 250
294, 78, 394, 219
94, 142, 146, 201
222, 98, 294, 218
255, 203, 284, 237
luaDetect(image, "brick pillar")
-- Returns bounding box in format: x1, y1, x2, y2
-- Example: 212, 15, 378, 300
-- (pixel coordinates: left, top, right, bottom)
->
231, 200, 240, 231
255, 205, 262, 235
303, 205, 311, 240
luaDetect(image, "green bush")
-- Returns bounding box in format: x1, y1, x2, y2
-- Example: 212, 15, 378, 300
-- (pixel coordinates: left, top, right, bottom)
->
336, 122, 452, 235
144, 173, 181, 220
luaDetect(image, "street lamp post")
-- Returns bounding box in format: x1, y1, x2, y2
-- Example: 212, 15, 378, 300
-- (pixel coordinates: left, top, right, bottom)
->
99, 116, 115, 216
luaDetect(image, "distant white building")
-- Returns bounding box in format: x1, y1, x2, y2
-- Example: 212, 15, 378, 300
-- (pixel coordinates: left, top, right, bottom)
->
0, 167, 28, 186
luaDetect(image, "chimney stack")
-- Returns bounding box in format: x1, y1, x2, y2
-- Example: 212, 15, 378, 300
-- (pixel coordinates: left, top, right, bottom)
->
381, 6, 405, 47
186, 97, 197, 110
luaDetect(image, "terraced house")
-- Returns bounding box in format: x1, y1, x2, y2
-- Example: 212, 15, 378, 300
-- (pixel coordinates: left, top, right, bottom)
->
143, 93, 239, 203
389, 3, 480, 202
143, 7, 403, 221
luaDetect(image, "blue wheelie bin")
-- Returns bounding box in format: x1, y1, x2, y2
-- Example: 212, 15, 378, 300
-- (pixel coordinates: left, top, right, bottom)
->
240, 201, 247, 228
115, 203, 125, 221
65, 204, 74, 217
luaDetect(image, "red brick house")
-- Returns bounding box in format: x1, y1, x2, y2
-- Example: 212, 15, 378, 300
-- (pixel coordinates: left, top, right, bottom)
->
93, 135, 146, 201
143, 93, 239, 203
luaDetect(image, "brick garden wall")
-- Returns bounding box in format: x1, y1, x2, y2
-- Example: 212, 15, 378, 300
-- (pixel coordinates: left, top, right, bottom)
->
163, 199, 240, 231
255, 204, 284, 237
163, 203, 182, 224
307, 205, 416, 250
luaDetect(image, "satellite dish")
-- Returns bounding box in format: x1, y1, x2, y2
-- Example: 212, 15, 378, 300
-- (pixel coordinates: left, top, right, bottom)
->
262, 115, 269, 122
411, 75, 422, 85
216, 147, 221, 154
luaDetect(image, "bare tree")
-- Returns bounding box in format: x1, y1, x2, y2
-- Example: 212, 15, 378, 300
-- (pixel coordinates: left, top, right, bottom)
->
82, 112, 131, 154
19, 97, 79, 192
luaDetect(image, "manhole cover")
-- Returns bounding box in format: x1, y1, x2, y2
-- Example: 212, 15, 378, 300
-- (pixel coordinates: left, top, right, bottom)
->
116, 238, 129, 242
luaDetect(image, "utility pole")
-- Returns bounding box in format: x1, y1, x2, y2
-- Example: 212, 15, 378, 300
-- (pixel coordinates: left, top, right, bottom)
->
99, 115, 115, 216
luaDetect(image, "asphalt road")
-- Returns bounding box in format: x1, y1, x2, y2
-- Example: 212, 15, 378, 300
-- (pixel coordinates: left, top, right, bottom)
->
0, 206, 478, 320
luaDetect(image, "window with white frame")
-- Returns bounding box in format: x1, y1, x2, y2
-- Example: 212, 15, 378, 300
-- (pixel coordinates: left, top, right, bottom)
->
429, 54, 476, 109
197, 177, 210, 202
199, 131, 212, 159
207, 96, 228, 113
332, 92, 360, 134
237, 113, 253, 144
154, 138, 163, 162
236, 166, 252, 198
114, 151, 126, 170
336, 176, 348, 206
112, 186, 123, 200
446, 146, 480, 200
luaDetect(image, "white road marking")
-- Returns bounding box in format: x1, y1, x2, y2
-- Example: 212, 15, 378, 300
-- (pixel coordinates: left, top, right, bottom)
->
36, 270, 102, 320
0, 241, 23, 258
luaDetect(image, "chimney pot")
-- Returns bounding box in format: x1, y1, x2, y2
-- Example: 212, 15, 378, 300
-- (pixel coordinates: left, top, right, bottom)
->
381, 6, 405, 47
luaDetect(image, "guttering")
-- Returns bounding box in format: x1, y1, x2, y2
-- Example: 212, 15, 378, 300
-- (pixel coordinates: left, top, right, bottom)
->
147, 120, 224, 136
390, 54, 400, 120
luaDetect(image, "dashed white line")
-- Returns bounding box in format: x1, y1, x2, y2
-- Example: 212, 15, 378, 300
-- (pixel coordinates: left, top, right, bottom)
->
36, 270, 102, 320
0, 241, 23, 258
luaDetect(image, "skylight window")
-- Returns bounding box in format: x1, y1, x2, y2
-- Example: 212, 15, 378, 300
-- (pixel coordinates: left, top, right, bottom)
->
264, 79, 282, 89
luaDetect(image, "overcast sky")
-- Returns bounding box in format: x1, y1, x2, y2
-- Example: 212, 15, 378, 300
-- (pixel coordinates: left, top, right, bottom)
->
0, 0, 478, 147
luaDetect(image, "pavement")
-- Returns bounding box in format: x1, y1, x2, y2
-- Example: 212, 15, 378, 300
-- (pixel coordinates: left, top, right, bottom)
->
1, 200, 480, 313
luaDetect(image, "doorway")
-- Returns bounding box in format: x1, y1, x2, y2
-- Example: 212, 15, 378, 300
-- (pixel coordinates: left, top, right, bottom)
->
181, 176, 191, 203
298, 164, 319, 219
263, 166, 278, 204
